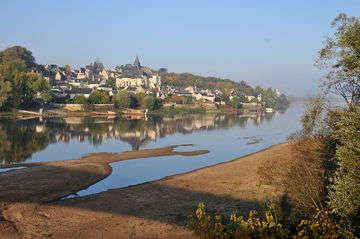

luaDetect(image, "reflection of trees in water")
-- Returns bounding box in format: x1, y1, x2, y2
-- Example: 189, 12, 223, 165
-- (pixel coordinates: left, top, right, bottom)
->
0, 111, 282, 163
0, 119, 51, 164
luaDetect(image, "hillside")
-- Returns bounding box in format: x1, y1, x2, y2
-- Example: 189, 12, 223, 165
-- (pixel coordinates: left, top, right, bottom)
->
160, 72, 254, 95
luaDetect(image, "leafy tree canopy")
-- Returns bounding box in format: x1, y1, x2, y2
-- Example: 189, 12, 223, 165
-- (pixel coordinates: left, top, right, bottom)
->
0, 46, 36, 70
316, 13, 360, 105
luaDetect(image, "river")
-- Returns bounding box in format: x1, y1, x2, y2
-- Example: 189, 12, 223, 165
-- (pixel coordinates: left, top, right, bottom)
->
0, 101, 305, 197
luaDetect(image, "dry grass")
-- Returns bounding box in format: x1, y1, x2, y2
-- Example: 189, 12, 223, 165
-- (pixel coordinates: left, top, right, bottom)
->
258, 135, 328, 219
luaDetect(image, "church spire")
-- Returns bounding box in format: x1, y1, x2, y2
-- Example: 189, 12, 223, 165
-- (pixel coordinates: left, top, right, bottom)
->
134, 55, 141, 68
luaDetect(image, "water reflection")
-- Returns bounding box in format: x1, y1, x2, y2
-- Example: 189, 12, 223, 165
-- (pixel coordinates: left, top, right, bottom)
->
0, 111, 278, 164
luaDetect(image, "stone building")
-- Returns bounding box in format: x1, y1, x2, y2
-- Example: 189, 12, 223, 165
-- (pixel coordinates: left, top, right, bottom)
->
115, 56, 161, 90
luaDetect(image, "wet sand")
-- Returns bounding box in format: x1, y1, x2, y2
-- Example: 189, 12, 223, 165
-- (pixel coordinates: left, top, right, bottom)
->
0, 143, 290, 239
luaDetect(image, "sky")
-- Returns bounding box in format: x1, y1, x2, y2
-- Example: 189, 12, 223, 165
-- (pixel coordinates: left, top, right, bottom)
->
1, 0, 360, 96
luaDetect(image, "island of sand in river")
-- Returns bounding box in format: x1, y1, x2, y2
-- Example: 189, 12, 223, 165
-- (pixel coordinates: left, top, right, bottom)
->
0, 143, 290, 238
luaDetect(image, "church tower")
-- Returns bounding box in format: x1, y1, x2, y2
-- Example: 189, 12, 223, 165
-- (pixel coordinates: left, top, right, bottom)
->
134, 56, 141, 68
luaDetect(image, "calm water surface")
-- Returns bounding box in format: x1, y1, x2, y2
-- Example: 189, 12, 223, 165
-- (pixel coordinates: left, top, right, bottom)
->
0, 102, 305, 197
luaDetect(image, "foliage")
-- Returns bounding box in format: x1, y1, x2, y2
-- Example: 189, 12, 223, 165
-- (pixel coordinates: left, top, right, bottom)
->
0, 47, 49, 109
294, 209, 355, 239
301, 97, 327, 135
316, 13, 360, 105
114, 90, 131, 109
73, 95, 88, 104
261, 88, 287, 109
88, 90, 110, 104
161, 72, 253, 95
276, 94, 290, 110
229, 97, 244, 109
0, 78, 11, 108
114, 91, 139, 109
0, 46, 36, 70
106, 77, 116, 88
328, 106, 360, 234
189, 203, 354, 239
144, 95, 162, 110
11, 72, 49, 108
215, 94, 230, 103
189, 202, 288, 239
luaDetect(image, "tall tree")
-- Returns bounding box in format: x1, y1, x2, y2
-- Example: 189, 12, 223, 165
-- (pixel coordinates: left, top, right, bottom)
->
316, 13, 360, 106
0, 46, 49, 109
0, 46, 36, 70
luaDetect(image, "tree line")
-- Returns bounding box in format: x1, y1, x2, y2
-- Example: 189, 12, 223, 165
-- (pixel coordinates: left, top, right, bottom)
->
72, 90, 162, 111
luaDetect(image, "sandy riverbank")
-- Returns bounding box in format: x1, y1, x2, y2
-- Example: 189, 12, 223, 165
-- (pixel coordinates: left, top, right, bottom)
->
0, 143, 290, 238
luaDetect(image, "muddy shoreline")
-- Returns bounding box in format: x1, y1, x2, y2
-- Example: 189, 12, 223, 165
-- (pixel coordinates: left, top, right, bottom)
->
0, 143, 290, 238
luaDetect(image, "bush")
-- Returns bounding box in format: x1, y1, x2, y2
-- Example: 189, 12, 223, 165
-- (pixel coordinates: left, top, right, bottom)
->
88, 90, 110, 104
294, 209, 355, 239
144, 95, 162, 110
114, 91, 140, 109
229, 97, 244, 109
189, 203, 355, 239
189, 203, 288, 239
114, 90, 131, 109
72, 95, 87, 104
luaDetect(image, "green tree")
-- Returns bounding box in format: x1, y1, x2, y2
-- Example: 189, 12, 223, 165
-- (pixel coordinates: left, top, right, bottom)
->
329, 106, 360, 234
135, 93, 146, 107
254, 85, 263, 96
215, 94, 229, 103
0, 78, 11, 108
0, 46, 35, 70
11, 72, 49, 108
276, 94, 290, 110
106, 77, 116, 88
0, 59, 26, 80
144, 95, 162, 110
316, 13, 360, 106
114, 90, 131, 109
88, 90, 110, 104
0, 46, 50, 109
229, 96, 243, 109
262, 88, 275, 107
73, 95, 88, 104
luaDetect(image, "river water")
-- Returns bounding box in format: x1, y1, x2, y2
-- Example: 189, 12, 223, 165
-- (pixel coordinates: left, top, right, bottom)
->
0, 101, 305, 197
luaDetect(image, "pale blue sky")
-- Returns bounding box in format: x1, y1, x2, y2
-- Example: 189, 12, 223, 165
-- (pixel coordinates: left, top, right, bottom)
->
1, 0, 360, 96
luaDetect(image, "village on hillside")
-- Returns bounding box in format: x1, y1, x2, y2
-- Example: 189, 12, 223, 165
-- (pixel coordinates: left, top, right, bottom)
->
28, 56, 288, 115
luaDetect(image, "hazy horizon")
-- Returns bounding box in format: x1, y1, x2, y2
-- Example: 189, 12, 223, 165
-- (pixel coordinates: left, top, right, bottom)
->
1, 0, 360, 96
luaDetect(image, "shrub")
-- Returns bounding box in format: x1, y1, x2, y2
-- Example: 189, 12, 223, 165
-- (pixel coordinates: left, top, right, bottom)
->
88, 90, 110, 104
114, 90, 131, 109
144, 95, 162, 110
189, 203, 355, 239
229, 97, 244, 109
73, 95, 87, 104
189, 202, 288, 239
294, 209, 355, 239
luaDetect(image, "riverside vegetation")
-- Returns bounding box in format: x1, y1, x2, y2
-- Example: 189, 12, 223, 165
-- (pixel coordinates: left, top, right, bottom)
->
188, 13, 360, 239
